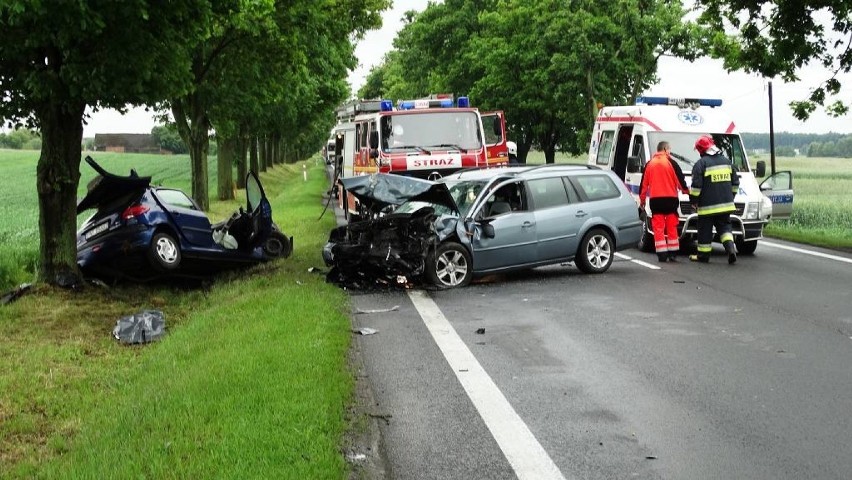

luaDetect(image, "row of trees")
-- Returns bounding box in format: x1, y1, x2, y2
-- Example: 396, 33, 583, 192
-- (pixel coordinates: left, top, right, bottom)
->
0, 0, 389, 286
0, 128, 40, 150
359, 0, 851, 164
741, 132, 852, 158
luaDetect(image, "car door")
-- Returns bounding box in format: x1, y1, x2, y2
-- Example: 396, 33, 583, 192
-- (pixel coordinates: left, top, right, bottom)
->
154, 188, 214, 247
529, 177, 584, 262
481, 111, 508, 164
760, 170, 794, 220
468, 180, 537, 271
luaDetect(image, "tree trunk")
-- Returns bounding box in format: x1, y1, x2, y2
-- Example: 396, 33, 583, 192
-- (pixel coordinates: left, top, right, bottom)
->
36, 102, 85, 286
235, 127, 248, 189
263, 136, 272, 170
172, 95, 210, 211
250, 136, 259, 174
217, 135, 236, 200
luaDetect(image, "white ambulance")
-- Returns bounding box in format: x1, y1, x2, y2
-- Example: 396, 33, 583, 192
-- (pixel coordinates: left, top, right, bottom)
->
588, 96, 794, 255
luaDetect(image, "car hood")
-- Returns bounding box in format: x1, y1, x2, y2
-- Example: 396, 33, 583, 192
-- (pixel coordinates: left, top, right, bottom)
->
77, 156, 151, 214
340, 173, 458, 212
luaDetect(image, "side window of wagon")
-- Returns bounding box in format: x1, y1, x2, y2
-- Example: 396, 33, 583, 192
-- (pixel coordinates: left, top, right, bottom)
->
528, 177, 570, 210
571, 174, 621, 202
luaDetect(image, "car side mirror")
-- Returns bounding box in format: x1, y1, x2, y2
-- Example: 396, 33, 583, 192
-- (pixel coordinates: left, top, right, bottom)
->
481, 221, 495, 239
492, 120, 502, 136
369, 131, 378, 149
754, 160, 766, 178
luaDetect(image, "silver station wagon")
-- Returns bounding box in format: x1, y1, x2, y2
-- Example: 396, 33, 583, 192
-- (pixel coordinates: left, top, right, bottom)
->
324, 165, 642, 289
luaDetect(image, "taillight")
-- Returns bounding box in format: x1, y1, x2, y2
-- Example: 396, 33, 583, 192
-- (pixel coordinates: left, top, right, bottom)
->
122, 204, 149, 220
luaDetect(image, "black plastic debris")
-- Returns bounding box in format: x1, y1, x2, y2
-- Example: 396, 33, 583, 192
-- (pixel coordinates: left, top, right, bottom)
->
475, 328, 486, 334
113, 310, 166, 344
1, 283, 32, 305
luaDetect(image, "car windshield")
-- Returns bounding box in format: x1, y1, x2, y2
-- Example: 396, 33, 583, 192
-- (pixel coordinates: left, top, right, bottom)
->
380, 111, 483, 152
445, 179, 487, 217
649, 132, 750, 173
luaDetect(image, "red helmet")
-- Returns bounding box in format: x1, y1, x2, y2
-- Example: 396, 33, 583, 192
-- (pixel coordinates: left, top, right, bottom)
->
694, 135, 715, 154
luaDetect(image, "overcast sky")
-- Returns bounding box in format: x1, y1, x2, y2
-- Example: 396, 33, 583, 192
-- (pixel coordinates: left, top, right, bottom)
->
83, 1, 852, 136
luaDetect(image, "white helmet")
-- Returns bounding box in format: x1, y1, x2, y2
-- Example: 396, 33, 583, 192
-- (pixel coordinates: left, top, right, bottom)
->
506, 141, 517, 155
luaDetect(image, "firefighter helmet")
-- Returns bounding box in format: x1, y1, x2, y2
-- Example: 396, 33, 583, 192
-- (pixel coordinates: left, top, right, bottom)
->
694, 135, 715, 154
507, 141, 517, 155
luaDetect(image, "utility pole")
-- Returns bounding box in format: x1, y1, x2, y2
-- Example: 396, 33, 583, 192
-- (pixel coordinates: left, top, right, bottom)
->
768, 81, 776, 175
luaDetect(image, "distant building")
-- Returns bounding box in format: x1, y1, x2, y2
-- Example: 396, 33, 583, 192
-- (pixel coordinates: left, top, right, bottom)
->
93, 133, 161, 154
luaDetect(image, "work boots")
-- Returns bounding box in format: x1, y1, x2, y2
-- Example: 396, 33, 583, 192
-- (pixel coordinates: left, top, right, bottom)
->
724, 241, 737, 264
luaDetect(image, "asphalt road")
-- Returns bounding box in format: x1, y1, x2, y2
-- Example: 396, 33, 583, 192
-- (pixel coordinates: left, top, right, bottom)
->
347, 240, 852, 479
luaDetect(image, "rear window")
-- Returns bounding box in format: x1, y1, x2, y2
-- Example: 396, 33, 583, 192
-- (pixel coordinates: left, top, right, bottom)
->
571, 174, 621, 201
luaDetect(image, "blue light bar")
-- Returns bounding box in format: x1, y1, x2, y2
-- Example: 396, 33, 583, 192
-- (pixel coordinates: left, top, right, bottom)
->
397, 98, 461, 110
380, 99, 393, 111
399, 101, 416, 110
457, 96, 470, 108
636, 96, 723, 108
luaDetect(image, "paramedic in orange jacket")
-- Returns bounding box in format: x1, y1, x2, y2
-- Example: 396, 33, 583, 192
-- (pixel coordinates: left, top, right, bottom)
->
639, 141, 689, 262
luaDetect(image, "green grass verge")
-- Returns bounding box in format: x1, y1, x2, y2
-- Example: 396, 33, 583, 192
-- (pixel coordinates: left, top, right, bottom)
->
0, 158, 353, 479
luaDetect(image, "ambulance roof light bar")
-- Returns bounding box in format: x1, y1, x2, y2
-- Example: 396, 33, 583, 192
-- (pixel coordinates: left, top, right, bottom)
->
636, 96, 723, 108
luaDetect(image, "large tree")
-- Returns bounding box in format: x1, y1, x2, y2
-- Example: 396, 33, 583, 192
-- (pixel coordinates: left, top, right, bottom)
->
0, 1, 206, 285
697, 0, 852, 120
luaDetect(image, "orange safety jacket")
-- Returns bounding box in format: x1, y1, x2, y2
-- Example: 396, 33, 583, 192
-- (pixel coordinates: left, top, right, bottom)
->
639, 151, 688, 207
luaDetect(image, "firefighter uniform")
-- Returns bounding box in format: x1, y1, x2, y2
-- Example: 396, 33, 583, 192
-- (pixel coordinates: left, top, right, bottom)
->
689, 136, 739, 263
639, 150, 688, 262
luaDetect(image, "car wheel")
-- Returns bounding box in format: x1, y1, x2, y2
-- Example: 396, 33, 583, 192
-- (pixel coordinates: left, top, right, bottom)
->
637, 215, 654, 253
149, 232, 181, 271
427, 242, 473, 288
735, 238, 758, 255
263, 230, 292, 258
575, 228, 614, 274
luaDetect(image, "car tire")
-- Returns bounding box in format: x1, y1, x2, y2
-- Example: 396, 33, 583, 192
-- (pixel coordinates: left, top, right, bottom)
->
263, 230, 292, 258
735, 238, 758, 255
427, 242, 473, 289
149, 232, 181, 271
575, 228, 614, 274
637, 215, 654, 253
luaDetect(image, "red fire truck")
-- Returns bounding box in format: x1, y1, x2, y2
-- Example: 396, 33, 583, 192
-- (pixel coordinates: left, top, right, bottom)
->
333, 94, 507, 218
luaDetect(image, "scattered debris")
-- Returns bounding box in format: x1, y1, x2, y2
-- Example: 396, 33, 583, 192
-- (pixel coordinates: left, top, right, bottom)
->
673, 280, 685, 284
346, 453, 367, 463
308, 267, 325, 274
355, 305, 400, 315
1, 283, 32, 305
113, 310, 166, 344
475, 328, 486, 334
296, 280, 304, 285
646, 456, 658, 460
353, 327, 378, 335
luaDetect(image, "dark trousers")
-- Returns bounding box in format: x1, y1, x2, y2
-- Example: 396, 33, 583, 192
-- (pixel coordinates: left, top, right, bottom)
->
696, 213, 733, 259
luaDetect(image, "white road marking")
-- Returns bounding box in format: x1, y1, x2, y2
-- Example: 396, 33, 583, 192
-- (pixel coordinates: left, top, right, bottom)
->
762, 240, 852, 264
407, 289, 569, 480
615, 252, 661, 270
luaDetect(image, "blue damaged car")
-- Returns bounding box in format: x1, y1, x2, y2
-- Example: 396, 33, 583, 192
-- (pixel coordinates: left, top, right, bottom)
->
76, 156, 292, 281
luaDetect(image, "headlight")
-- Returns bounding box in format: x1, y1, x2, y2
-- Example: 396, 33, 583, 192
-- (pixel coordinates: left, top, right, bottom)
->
744, 201, 760, 220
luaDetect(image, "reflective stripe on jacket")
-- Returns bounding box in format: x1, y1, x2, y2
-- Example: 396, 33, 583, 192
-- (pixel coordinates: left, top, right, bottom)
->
689, 152, 739, 215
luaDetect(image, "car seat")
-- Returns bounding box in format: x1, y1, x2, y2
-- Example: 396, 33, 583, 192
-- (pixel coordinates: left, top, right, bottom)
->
488, 201, 511, 216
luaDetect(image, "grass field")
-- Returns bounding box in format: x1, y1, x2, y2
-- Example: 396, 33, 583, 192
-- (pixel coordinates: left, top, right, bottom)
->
0, 152, 356, 478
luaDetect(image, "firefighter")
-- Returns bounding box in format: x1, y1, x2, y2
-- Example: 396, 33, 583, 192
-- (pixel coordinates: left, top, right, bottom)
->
638, 141, 689, 262
507, 141, 519, 164
689, 135, 739, 264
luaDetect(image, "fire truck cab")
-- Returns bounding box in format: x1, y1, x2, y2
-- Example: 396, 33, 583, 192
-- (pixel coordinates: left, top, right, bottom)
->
588, 96, 794, 255
334, 95, 507, 220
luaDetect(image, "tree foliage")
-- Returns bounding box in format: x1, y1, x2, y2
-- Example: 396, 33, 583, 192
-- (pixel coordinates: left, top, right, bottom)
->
697, 0, 852, 120
363, 0, 702, 161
